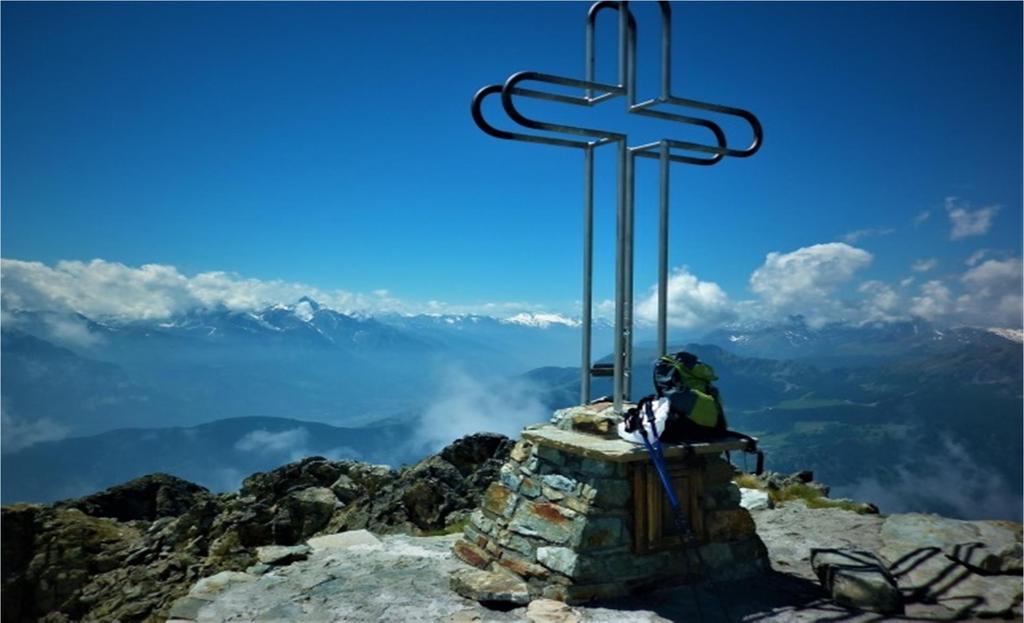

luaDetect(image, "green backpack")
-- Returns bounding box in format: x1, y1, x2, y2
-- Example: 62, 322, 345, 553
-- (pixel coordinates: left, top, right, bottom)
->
652, 351, 727, 440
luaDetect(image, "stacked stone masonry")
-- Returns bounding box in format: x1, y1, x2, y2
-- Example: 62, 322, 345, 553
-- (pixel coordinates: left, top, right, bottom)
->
453, 424, 770, 604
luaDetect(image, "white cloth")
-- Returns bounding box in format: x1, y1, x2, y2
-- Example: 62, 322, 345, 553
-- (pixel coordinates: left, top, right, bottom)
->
616, 397, 671, 445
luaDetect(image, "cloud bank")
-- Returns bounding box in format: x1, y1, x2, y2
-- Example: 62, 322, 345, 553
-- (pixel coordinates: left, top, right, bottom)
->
0, 258, 547, 323
3, 206, 1020, 339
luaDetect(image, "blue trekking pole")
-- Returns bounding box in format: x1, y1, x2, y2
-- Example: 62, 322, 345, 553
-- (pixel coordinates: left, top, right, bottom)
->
635, 400, 697, 541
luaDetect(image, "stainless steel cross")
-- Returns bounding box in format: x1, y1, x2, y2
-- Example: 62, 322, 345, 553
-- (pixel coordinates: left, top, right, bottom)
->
472, 1, 763, 413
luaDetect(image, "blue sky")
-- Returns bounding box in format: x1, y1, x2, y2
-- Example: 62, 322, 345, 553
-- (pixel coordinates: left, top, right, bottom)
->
2, 2, 1021, 329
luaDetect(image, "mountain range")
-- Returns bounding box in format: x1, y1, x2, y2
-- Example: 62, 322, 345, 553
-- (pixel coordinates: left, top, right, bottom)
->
1, 301, 1020, 519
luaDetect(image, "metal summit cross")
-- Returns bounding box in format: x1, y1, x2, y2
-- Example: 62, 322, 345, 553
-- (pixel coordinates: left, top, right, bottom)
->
472, 1, 763, 413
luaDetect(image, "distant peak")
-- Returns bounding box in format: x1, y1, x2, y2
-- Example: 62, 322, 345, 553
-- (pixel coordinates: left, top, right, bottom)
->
296, 296, 321, 310
501, 312, 580, 329
293, 297, 321, 322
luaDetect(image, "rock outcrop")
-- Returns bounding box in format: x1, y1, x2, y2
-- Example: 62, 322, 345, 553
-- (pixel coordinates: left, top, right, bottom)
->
1, 433, 512, 622
4, 436, 1020, 622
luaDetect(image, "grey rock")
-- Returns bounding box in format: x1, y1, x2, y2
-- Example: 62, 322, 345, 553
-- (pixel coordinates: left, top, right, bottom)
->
449, 568, 530, 606
508, 501, 582, 545
811, 548, 903, 614
499, 465, 523, 492
167, 595, 212, 620
271, 486, 340, 544
537, 546, 579, 577
578, 458, 618, 478
592, 478, 631, 508
255, 544, 310, 565
187, 571, 256, 600
56, 473, 210, 522
329, 474, 361, 503
539, 474, 578, 494
880, 513, 1023, 574
526, 598, 580, 623
753, 499, 886, 581
888, 546, 1023, 618
307, 529, 382, 551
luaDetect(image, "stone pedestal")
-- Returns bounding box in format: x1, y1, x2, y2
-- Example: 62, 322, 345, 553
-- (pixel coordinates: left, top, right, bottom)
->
452, 405, 769, 604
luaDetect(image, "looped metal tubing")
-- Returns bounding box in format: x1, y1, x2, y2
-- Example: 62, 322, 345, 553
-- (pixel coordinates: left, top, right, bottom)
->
471, 1, 763, 413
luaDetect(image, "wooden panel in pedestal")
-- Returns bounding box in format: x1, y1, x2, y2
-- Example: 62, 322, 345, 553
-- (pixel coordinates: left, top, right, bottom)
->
632, 462, 706, 554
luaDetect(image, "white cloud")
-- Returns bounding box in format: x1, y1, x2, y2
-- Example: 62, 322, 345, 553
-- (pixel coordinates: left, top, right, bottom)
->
946, 197, 1000, 240
956, 258, 1023, 327
635, 268, 735, 329
965, 249, 991, 267
910, 258, 938, 273
913, 210, 931, 227
0, 258, 551, 323
41, 315, 104, 348
748, 243, 873, 327
232, 427, 362, 464
910, 280, 953, 321
413, 366, 548, 454
235, 427, 311, 455
1, 407, 70, 452
834, 437, 1021, 521
858, 281, 904, 324
840, 228, 894, 244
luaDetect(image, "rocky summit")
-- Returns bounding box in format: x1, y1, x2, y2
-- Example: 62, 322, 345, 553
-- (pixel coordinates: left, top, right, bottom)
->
1, 433, 511, 622
2, 434, 1021, 622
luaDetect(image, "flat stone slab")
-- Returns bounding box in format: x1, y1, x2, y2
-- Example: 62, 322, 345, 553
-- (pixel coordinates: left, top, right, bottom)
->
879, 513, 1023, 575
522, 425, 752, 463
307, 529, 382, 552
256, 544, 310, 565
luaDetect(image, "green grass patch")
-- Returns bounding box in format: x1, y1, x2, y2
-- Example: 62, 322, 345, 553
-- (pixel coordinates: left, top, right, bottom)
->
733, 473, 764, 490
770, 483, 873, 514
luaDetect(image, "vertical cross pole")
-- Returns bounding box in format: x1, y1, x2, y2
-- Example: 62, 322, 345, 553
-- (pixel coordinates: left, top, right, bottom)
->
658, 140, 670, 358
580, 145, 594, 406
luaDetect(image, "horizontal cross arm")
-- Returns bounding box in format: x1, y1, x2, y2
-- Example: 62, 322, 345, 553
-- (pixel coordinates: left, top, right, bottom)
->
632, 96, 763, 158
501, 71, 628, 142
471, 85, 592, 149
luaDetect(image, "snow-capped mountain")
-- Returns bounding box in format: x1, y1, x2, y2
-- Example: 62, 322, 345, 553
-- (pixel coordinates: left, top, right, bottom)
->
700, 316, 1021, 368
501, 312, 580, 328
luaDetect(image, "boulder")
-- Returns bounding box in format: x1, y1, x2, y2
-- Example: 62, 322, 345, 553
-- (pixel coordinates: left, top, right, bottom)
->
526, 598, 581, 623
270, 487, 340, 544
241, 456, 351, 500
326, 434, 512, 535
440, 432, 514, 476
57, 473, 210, 522
811, 548, 903, 614
449, 568, 530, 608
